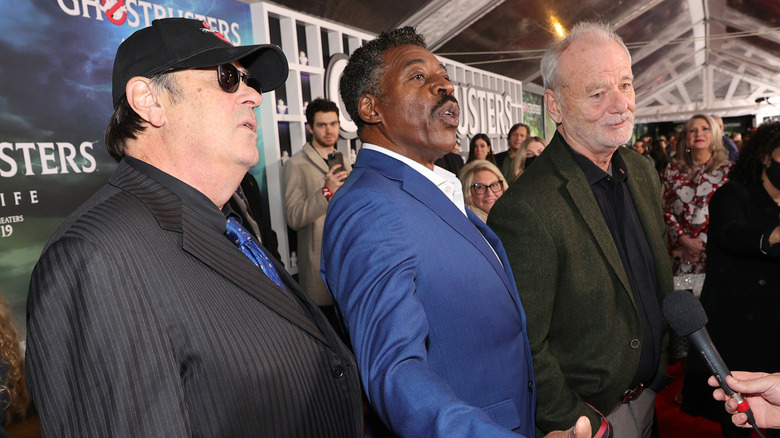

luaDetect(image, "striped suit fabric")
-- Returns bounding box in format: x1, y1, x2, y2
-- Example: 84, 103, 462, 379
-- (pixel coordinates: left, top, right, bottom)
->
26, 159, 363, 437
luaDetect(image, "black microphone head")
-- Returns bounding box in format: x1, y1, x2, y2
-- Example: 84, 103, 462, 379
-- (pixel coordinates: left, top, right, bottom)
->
662, 289, 708, 337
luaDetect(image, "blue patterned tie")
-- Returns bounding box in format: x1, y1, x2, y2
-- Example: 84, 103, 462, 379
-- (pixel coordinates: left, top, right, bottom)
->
224, 217, 285, 288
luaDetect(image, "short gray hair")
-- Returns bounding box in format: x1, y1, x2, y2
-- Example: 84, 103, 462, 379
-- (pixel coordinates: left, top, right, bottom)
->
540, 22, 631, 92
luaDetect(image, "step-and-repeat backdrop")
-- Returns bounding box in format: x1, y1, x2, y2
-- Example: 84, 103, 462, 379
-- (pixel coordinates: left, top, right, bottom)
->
0, 0, 255, 337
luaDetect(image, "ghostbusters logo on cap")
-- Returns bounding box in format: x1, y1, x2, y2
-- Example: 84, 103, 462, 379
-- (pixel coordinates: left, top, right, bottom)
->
200, 21, 231, 45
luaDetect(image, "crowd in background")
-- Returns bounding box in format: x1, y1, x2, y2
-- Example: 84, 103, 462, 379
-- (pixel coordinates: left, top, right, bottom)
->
451, 115, 778, 437
2, 16, 779, 438
450, 116, 758, 231
3, 113, 773, 436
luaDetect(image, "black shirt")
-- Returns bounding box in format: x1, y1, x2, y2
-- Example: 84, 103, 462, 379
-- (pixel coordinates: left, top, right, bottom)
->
435, 152, 465, 176
568, 146, 665, 388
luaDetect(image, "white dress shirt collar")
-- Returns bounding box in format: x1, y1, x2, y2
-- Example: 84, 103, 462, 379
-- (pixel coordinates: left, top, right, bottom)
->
361, 143, 467, 216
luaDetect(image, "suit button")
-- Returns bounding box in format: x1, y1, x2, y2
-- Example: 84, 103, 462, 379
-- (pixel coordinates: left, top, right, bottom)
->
528, 381, 534, 393
331, 366, 345, 379
630, 339, 640, 348
759, 279, 766, 286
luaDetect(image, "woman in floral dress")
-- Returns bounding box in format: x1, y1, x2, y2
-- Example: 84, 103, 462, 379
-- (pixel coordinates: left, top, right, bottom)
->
663, 114, 733, 276
663, 115, 733, 396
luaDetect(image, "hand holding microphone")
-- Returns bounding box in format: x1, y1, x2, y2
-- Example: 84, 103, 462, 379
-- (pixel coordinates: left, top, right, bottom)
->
662, 290, 765, 437
710, 371, 780, 430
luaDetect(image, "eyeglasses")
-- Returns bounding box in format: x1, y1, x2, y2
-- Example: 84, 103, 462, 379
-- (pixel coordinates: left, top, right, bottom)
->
470, 180, 504, 195
217, 63, 262, 94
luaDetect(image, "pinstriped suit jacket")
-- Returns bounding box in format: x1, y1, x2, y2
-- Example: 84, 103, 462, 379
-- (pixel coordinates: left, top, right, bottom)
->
25, 159, 363, 437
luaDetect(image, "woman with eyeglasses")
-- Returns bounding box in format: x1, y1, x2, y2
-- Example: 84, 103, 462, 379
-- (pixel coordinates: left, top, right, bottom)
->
459, 160, 508, 223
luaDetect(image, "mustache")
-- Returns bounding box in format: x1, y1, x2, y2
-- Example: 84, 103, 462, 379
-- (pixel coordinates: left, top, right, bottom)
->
431, 94, 459, 116
605, 113, 633, 126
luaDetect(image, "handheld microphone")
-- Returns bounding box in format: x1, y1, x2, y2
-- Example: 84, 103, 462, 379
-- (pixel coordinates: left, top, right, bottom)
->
662, 290, 764, 437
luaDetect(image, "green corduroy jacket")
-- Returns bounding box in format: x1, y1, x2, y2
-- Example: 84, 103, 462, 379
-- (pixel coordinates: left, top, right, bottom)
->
489, 131, 673, 436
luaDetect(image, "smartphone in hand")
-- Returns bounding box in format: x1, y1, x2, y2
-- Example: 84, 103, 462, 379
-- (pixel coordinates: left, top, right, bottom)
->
327, 151, 344, 169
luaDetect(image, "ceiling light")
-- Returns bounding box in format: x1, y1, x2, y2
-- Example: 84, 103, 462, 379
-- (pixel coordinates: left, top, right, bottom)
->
552, 21, 566, 39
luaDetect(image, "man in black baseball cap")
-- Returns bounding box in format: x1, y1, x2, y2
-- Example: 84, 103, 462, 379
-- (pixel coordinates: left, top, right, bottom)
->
26, 18, 364, 437
110, 18, 288, 108
106, 17, 289, 160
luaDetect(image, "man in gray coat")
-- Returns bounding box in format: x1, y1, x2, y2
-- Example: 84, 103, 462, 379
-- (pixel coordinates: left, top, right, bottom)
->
282, 98, 351, 326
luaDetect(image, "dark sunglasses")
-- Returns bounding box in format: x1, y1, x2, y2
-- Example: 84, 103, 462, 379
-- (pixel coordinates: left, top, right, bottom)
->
217, 63, 262, 94
470, 180, 504, 195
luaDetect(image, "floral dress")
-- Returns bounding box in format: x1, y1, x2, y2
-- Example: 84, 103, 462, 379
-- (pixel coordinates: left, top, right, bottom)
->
662, 160, 733, 275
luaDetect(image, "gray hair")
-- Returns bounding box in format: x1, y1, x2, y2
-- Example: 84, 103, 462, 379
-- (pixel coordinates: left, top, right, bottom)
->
540, 22, 631, 93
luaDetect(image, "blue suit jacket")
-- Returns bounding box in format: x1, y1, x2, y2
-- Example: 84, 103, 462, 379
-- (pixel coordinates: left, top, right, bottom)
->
322, 149, 535, 437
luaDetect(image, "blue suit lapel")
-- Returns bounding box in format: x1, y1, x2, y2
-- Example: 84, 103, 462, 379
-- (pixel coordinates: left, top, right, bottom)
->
356, 149, 519, 309
467, 210, 524, 314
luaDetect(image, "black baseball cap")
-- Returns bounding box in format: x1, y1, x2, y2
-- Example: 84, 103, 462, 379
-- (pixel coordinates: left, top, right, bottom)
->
112, 18, 288, 107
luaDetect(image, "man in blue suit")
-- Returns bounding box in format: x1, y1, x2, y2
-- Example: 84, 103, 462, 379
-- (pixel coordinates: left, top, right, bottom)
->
321, 27, 589, 438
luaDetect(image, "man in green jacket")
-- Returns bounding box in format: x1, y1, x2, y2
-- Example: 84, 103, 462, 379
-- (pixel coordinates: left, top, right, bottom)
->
489, 21, 673, 438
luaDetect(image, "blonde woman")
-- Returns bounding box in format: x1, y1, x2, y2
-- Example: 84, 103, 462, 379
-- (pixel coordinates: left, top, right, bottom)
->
662, 114, 732, 275
459, 160, 508, 222
509, 136, 546, 183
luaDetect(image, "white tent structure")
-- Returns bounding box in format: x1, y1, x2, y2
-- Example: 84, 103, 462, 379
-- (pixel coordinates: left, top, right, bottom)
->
260, 0, 780, 125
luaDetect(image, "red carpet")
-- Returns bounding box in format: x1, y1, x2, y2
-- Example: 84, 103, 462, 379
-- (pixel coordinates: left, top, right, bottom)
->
656, 361, 765, 437
656, 361, 721, 436
3, 362, 755, 438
